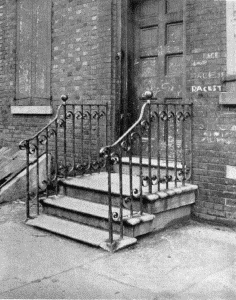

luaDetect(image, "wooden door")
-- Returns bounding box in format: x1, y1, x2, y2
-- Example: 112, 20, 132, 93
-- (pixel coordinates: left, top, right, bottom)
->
130, 0, 184, 119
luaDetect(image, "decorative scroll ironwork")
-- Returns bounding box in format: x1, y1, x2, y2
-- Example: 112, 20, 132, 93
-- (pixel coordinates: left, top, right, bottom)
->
19, 96, 109, 219
100, 92, 193, 248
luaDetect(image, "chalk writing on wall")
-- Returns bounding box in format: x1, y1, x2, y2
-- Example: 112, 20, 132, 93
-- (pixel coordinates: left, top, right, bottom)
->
201, 131, 232, 145
191, 85, 222, 92
203, 52, 219, 59
191, 52, 220, 67
191, 60, 207, 67
192, 71, 225, 79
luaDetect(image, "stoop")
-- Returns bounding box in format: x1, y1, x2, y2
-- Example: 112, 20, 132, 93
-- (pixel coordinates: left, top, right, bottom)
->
26, 172, 197, 252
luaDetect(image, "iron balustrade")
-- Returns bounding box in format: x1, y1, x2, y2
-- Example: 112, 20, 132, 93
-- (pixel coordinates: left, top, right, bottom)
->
100, 91, 193, 247
19, 95, 109, 219
19, 92, 193, 250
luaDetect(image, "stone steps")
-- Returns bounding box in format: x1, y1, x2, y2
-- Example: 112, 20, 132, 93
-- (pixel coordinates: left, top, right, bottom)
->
42, 195, 155, 237
26, 214, 137, 252
59, 173, 198, 214
26, 171, 198, 252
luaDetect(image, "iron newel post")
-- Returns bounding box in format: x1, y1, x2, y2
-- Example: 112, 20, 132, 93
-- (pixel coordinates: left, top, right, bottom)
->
61, 95, 68, 178
99, 146, 114, 247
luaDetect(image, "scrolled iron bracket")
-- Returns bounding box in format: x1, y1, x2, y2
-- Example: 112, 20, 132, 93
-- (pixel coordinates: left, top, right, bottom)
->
150, 111, 157, 122
168, 111, 175, 120
123, 197, 132, 209
38, 134, 48, 145
75, 111, 83, 119
177, 110, 191, 122
93, 110, 106, 119
132, 188, 141, 198
142, 176, 151, 187
130, 131, 141, 142
165, 175, 173, 182
120, 140, 131, 152
19, 140, 28, 150
28, 142, 38, 154
140, 119, 150, 132
66, 110, 74, 119
48, 128, 56, 138
176, 111, 184, 121
91, 160, 100, 171
177, 166, 191, 182
151, 175, 158, 185
99, 146, 111, 159
160, 110, 168, 121
110, 152, 119, 165
184, 111, 191, 120
57, 118, 66, 127
84, 111, 91, 119
177, 170, 185, 182
112, 211, 120, 221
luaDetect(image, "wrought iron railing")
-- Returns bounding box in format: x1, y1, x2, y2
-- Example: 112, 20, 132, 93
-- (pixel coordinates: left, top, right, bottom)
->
100, 91, 193, 248
19, 95, 109, 219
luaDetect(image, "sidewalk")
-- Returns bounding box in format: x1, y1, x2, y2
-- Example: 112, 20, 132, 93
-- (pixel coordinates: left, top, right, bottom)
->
0, 200, 236, 299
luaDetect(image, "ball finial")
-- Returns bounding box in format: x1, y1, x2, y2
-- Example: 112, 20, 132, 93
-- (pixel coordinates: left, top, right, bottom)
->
61, 95, 68, 103
142, 90, 153, 100
145, 90, 153, 99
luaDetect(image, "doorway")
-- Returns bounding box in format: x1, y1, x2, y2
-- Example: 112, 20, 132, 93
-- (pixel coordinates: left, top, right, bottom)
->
123, 0, 185, 124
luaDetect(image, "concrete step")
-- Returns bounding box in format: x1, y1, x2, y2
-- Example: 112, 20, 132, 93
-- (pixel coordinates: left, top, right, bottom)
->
59, 173, 198, 214
113, 157, 183, 178
42, 195, 155, 237
26, 214, 137, 252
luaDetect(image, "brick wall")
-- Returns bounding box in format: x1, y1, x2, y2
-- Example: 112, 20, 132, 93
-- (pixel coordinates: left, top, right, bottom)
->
185, 0, 236, 223
0, 0, 115, 147
1, 0, 236, 223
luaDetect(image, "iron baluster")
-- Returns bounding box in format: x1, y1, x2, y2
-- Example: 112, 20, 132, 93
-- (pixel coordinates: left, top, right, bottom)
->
129, 136, 133, 217
182, 105, 186, 186
139, 130, 143, 215
55, 119, 59, 195
62, 95, 68, 178
72, 105, 76, 177
165, 104, 169, 190
119, 149, 123, 239
190, 103, 193, 184
26, 140, 30, 219
107, 151, 113, 245
81, 105, 84, 164
148, 102, 152, 194
174, 105, 177, 188
156, 104, 160, 192
106, 103, 108, 145
97, 105, 100, 163
36, 135, 39, 215
46, 127, 49, 198
89, 106, 92, 173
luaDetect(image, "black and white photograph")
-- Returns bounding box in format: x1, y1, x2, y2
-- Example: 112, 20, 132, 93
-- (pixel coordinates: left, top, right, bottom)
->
0, 0, 236, 299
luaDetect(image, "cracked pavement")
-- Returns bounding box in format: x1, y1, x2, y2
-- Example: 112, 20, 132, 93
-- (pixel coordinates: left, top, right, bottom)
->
1, 201, 236, 299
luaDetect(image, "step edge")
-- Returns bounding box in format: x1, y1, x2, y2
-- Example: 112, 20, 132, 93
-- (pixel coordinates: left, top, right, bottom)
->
26, 215, 137, 250
43, 198, 155, 226
59, 178, 198, 202
59, 179, 131, 197
143, 184, 198, 201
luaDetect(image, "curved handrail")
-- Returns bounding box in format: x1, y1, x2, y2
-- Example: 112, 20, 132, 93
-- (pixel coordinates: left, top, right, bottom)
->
100, 100, 150, 154
19, 104, 63, 147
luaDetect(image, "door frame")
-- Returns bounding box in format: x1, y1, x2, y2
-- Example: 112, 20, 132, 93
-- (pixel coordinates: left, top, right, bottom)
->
115, 0, 187, 137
